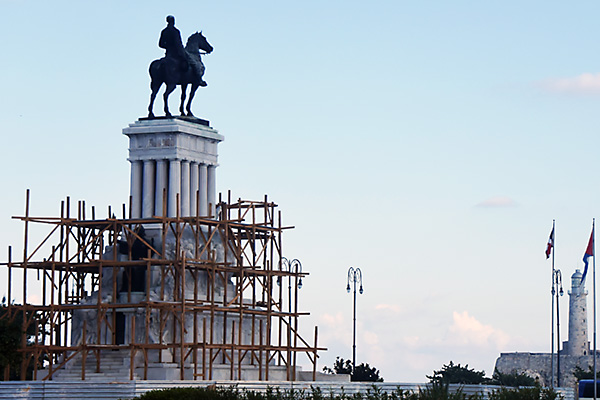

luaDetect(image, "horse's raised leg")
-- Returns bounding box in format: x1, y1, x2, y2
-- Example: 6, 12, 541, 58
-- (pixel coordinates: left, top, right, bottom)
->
148, 81, 162, 118
186, 84, 199, 117
179, 84, 188, 116
163, 83, 177, 117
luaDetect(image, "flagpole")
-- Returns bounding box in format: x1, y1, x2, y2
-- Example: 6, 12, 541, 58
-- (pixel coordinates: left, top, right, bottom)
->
551, 219, 556, 388
593, 218, 596, 400
556, 268, 561, 386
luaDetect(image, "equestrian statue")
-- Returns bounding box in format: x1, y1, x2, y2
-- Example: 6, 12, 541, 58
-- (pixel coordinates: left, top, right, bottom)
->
148, 15, 213, 118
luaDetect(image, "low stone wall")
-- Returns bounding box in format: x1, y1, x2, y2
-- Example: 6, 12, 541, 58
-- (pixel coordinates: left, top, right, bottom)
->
495, 351, 600, 389
0, 381, 576, 400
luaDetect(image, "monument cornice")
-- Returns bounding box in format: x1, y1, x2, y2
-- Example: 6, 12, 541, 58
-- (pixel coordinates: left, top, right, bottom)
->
124, 117, 224, 142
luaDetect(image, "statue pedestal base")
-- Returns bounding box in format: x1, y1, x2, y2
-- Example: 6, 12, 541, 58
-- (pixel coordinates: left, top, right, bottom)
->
123, 117, 224, 218
138, 115, 210, 127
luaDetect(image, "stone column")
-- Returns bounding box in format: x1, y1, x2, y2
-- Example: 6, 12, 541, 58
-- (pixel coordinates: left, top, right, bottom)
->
190, 162, 199, 216
168, 159, 181, 217
155, 159, 168, 217
207, 165, 217, 217
123, 118, 223, 220
181, 161, 191, 217
199, 164, 208, 216
142, 160, 155, 218
130, 161, 143, 218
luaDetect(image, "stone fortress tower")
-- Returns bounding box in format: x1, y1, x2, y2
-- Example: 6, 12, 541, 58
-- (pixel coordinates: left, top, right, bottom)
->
495, 269, 598, 388
564, 269, 589, 356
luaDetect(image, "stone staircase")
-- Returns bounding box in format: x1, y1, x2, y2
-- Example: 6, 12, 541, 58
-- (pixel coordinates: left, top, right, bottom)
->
39, 349, 292, 381
43, 350, 141, 381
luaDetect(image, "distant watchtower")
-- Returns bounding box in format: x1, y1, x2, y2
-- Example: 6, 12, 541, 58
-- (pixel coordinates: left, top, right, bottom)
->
496, 268, 596, 387
565, 269, 590, 356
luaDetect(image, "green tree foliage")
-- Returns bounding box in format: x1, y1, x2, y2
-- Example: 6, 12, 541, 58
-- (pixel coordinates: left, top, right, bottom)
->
0, 311, 23, 375
322, 357, 384, 382
139, 386, 239, 400
136, 384, 476, 400
416, 381, 482, 400
427, 361, 488, 385
133, 383, 560, 400
353, 363, 384, 382
327, 357, 352, 375
488, 386, 560, 400
489, 369, 536, 387
573, 365, 600, 381
0, 300, 41, 380
427, 362, 536, 387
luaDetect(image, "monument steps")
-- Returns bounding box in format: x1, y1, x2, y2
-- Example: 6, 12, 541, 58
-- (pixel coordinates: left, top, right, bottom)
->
41, 350, 143, 381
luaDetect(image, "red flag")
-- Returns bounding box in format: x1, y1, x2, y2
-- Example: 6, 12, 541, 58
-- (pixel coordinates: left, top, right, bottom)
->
582, 226, 594, 283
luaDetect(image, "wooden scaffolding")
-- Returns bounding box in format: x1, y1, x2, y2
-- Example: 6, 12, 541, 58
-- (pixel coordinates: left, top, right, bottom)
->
0, 190, 324, 381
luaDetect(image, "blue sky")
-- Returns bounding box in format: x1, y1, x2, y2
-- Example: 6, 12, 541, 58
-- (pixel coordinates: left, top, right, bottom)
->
2, 0, 600, 382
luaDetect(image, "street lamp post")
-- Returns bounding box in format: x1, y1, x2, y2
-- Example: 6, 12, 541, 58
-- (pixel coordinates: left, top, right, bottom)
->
552, 268, 563, 387
347, 267, 363, 372
279, 257, 302, 380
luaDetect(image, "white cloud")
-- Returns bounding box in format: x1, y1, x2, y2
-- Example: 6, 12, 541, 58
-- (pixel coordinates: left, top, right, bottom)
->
321, 312, 345, 326
447, 311, 510, 350
359, 310, 513, 380
364, 331, 379, 346
375, 303, 402, 313
28, 294, 41, 304
401, 336, 421, 347
537, 73, 600, 95
319, 312, 352, 347
476, 196, 517, 208
310, 308, 522, 382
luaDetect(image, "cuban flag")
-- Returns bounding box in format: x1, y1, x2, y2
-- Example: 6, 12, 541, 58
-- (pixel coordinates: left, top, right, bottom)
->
582, 227, 594, 284
545, 227, 554, 259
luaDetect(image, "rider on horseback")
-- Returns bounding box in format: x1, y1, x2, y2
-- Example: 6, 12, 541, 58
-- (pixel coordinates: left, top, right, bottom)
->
148, 17, 212, 118
159, 15, 206, 86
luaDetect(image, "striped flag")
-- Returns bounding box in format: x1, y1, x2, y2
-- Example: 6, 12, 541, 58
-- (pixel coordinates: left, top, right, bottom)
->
545, 227, 554, 259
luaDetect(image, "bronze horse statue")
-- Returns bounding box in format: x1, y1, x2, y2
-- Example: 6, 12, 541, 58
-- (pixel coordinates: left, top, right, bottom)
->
148, 31, 213, 118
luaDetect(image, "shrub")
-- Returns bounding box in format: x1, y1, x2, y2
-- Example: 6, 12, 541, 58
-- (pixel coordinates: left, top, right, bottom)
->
138, 386, 239, 400
323, 357, 384, 382
489, 369, 536, 387
133, 383, 559, 400
417, 382, 482, 400
427, 362, 487, 385
488, 387, 561, 400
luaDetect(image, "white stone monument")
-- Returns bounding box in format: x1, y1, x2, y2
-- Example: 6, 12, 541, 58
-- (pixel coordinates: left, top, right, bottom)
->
49, 116, 318, 381
59, 117, 279, 381
123, 118, 224, 218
